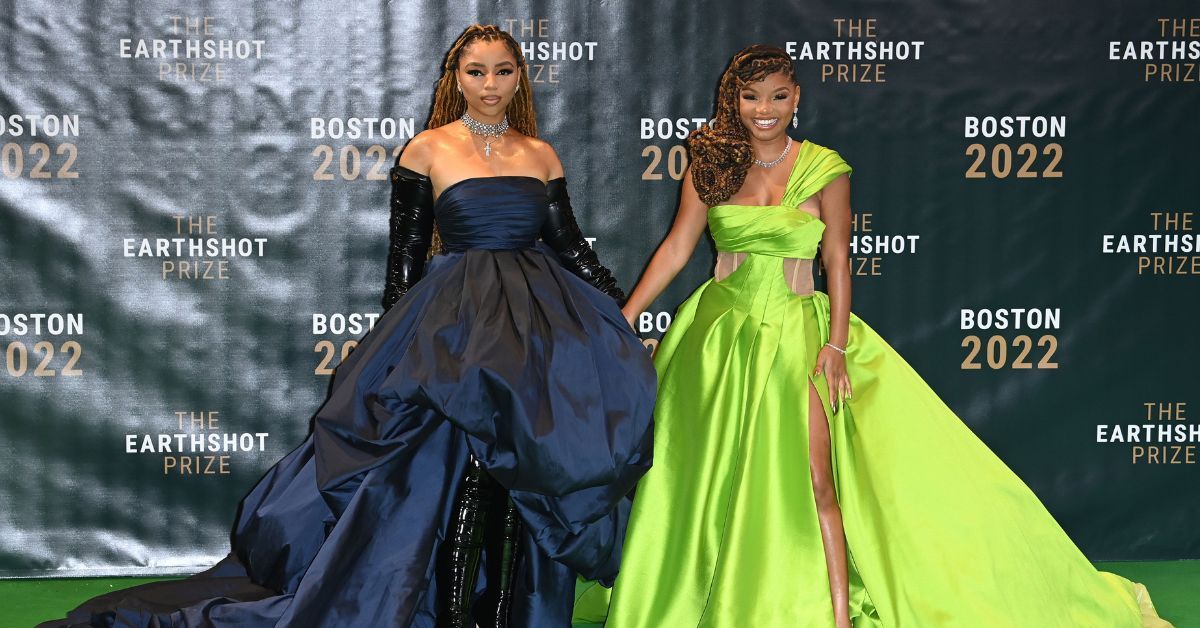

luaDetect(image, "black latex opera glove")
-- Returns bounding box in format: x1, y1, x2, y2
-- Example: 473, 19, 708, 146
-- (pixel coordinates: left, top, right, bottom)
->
542, 178, 627, 304
382, 163, 435, 311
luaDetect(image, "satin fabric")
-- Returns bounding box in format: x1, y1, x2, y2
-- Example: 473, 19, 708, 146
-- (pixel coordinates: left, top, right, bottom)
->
578, 142, 1170, 627
47, 176, 655, 627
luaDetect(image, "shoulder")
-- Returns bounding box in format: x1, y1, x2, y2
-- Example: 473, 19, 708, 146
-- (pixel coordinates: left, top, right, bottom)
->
399, 126, 471, 172
521, 135, 564, 180
396, 129, 443, 174
802, 141, 852, 175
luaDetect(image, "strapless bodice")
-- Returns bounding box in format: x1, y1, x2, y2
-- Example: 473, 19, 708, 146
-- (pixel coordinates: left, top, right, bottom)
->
435, 176, 548, 251
708, 204, 826, 259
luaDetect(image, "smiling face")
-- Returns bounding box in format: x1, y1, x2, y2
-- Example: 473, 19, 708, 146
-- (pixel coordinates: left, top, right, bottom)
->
736, 71, 799, 143
455, 39, 521, 122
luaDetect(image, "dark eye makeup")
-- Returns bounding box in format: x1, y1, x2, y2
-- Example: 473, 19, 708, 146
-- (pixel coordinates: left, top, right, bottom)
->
465, 68, 515, 77
741, 92, 790, 101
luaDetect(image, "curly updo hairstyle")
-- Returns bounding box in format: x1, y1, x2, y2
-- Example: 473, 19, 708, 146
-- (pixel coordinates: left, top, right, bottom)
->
687, 45, 796, 206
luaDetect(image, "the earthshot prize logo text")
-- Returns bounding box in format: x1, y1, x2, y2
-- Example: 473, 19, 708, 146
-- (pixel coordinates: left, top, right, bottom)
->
118, 16, 265, 82
1108, 18, 1200, 83
1097, 402, 1197, 465
123, 214, 268, 280
786, 18, 925, 83
1, 313, 84, 378
1102, 211, 1198, 275
125, 411, 269, 475
501, 18, 597, 83
816, 211, 920, 279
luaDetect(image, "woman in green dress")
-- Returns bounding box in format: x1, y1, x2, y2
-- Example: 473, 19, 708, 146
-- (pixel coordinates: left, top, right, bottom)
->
580, 45, 1171, 627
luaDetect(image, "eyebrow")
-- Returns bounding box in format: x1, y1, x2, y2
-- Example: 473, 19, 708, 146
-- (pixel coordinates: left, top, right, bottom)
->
463, 60, 516, 68
740, 86, 791, 93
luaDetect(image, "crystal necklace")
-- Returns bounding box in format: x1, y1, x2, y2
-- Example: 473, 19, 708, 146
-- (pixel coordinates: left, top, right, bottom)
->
461, 111, 509, 157
753, 136, 792, 168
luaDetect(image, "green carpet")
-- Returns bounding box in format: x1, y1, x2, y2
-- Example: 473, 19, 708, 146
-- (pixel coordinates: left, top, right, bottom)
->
2, 577, 178, 627
1096, 560, 1199, 626
4, 561, 1194, 627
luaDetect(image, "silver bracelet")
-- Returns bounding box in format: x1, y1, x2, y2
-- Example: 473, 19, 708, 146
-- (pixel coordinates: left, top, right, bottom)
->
824, 342, 847, 355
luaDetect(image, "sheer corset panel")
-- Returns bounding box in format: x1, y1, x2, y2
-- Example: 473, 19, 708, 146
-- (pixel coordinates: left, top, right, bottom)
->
712, 201, 820, 295
713, 253, 815, 295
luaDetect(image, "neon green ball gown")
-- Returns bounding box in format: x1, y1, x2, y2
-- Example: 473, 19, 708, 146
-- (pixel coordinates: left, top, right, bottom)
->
576, 141, 1170, 627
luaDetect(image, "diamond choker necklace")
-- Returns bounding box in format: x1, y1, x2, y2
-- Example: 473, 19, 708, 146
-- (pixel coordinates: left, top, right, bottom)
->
461, 112, 510, 157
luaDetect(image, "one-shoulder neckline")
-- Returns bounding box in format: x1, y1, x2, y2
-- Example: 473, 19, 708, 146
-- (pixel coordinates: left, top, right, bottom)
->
435, 175, 548, 203
709, 139, 809, 212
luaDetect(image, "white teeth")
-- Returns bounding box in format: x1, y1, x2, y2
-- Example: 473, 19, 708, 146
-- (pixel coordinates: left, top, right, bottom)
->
753, 118, 778, 128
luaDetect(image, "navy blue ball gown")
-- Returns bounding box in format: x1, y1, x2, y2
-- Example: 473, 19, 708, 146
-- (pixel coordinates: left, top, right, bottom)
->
46, 176, 656, 627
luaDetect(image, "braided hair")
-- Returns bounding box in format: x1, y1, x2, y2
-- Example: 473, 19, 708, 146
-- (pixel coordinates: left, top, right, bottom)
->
687, 45, 796, 206
428, 24, 537, 137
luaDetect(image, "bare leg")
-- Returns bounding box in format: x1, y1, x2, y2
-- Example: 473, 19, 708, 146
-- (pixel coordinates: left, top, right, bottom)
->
809, 381, 851, 628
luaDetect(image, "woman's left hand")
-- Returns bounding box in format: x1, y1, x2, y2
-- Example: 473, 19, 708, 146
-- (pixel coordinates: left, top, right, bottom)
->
813, 345, 852, 413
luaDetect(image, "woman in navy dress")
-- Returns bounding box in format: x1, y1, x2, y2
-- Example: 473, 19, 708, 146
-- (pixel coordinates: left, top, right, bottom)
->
47, 24, 654, 628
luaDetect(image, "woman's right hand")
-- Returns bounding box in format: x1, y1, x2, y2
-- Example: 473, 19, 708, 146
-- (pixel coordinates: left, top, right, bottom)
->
621, 306, 638, 332
618, 164, 709, 332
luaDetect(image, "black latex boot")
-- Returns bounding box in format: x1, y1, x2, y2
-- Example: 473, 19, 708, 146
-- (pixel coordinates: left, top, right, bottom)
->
438, 456, 491, 628
477, 494, 524, 628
